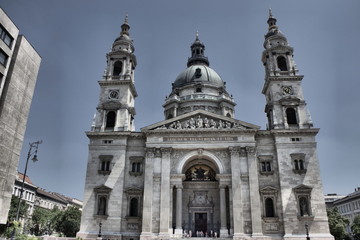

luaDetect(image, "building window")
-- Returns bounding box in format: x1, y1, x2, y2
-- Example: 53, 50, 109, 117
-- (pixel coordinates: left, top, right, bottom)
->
258, 155, 274, 175
293, 185, 313, 219
291, 153, 306, 174
129, 198, 139, 217
94, 185, 112, 217
106, 111, 116, 128
196, 87, 202, 93
286, 108, 298, 125
98, 155, 113, 174
291, 138, 301, 142
265, 198, 275, 217
0, 25, 13, 48
113, 61, 123, 76
0, 49, 8, 67
260, 186, 278, 220
103, 140, 113, 144
277, 56, 288, 71
129, 156, 144, 176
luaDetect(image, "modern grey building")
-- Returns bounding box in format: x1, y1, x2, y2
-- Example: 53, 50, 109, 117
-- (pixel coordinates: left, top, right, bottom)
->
79, 12, 333, 240
0, 8, 41, 224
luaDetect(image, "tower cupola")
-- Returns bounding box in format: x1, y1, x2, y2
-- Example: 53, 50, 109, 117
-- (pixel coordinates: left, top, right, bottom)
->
187, 32, 209, 67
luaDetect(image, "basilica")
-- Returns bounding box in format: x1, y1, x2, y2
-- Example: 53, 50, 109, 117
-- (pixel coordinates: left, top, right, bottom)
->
78, 11, 333, 240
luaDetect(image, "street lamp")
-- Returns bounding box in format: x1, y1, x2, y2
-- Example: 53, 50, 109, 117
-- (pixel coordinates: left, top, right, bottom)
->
305, 224, 310, 240
15, 140, 42, 221
98, 222, 102, 237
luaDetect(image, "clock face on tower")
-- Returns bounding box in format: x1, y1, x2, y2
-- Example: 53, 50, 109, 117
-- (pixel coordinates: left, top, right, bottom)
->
281, 86, 293, 95
109, 90, 119, 99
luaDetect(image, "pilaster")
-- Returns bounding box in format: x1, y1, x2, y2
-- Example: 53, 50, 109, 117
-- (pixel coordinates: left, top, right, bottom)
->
229, 147, 244, 237
246, 146, 263, 236
159, 147, 172, 238
141, 148, 155, 238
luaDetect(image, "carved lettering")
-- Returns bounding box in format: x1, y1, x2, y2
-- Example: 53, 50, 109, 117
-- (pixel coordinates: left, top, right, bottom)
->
163, 137, 237, 142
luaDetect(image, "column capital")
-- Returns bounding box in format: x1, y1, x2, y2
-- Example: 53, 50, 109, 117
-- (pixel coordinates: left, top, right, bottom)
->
160, 147, 172, 157
228, 146, 241, 156
145, 148, 156, 158
245, 146, 256, 155
176, 184, 183, 189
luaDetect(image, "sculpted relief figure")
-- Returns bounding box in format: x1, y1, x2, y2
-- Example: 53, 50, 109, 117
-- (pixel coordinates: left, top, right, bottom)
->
196, 115, 203, 128
203, 117, 210, 128
189, 118, 196, 129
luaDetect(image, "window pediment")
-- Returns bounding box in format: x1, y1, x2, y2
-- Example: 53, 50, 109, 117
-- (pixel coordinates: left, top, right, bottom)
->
94, 185, 112, 193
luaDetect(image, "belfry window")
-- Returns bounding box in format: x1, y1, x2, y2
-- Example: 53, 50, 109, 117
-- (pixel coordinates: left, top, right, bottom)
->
265, 198, 275, 217
106, 111, 116, 128
286, 108, 297, 125
277, 56, 288, 71
113, 61, 123, 76
196, 87, 202, 93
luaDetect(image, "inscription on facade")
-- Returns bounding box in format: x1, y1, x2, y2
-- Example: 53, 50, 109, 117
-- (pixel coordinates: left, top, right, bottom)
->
163, 137, 237, 142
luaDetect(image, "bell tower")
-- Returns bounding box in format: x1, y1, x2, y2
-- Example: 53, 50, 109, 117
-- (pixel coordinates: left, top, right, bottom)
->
91, 15, 137, 132
262, 10, 313, 130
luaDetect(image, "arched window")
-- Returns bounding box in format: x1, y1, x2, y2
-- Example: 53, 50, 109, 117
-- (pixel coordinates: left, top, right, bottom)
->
113, 61, 123, 76
98, 196, 107, 215
196, 87, 202, 93
286, 108, 297, 125
106, 111, 116, 128
277, 56, 288, 71
226, 113, 231, 118
299, 197, 309, 216
265, 198, 275, 217
167, 114, 173, 119
129, 198, 138, 217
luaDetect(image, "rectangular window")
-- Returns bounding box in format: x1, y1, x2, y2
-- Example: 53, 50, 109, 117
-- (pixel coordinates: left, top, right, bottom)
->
103, 140, 113, 144
291, 138, 301, 142
258, 155, 274, 175
129, 156, 144, 176
98, 155, 113, 174
0, 25, 14, 48
0, 49, 8, 66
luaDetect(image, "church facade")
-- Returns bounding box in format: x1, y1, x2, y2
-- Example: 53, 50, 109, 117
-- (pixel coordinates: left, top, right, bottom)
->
78, 12, 333, 240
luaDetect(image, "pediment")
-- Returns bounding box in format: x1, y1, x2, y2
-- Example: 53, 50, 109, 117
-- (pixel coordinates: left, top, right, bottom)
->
141, 110, 260, 131
94, 185, 112, 193
260, 186, 278, 194
293, 184, 312, 193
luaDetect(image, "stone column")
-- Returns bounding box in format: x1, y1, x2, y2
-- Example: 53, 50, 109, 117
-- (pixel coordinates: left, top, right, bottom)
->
140, 148, 155, 239
229, 147, 244, 238
246, 146, 263, 236
175, 185, 183, 235
219, 185, 228, 237
159, 148, 172, 238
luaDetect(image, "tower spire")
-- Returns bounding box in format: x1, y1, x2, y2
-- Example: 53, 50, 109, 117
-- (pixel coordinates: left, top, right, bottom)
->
121, 14, 130, 36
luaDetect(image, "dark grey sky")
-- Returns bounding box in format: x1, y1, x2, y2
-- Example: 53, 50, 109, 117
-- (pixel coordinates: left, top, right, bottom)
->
2, 0, 360, 200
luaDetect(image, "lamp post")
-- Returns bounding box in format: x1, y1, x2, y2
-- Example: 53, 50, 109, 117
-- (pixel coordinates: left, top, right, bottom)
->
305, 224, 310, 240
98, 222, 102, 237
15, 140, 42, 221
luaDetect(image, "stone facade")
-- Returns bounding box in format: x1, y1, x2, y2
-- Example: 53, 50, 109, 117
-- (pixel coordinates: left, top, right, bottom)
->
78, 12, 333, 240
0, 8, 41, 224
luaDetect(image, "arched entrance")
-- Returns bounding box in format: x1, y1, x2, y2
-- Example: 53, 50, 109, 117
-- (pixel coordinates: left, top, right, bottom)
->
174, 156, 224, 237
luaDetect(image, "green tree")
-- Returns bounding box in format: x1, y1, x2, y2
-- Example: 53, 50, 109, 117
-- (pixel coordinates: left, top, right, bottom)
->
31, 206, 61, 236
351, 215, 360, 240
55, 206, 81, 237
8, 195, 30, 221
327, 208, 350, 240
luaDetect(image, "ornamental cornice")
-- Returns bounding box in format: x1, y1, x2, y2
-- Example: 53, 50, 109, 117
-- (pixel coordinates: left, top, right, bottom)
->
261, 75, 304, 94
86, 131, 145, 138
98, 80, 138, 97
270, 128, 319, 136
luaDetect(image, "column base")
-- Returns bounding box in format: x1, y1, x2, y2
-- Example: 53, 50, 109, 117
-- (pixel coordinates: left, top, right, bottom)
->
220, 228, 230, 237
158, 232, 170, 240
140, 232, 154, 240
174, 228, 183, 237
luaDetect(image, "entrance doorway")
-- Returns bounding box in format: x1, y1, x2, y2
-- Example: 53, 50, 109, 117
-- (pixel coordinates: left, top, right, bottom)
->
195, 212, 207, 235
